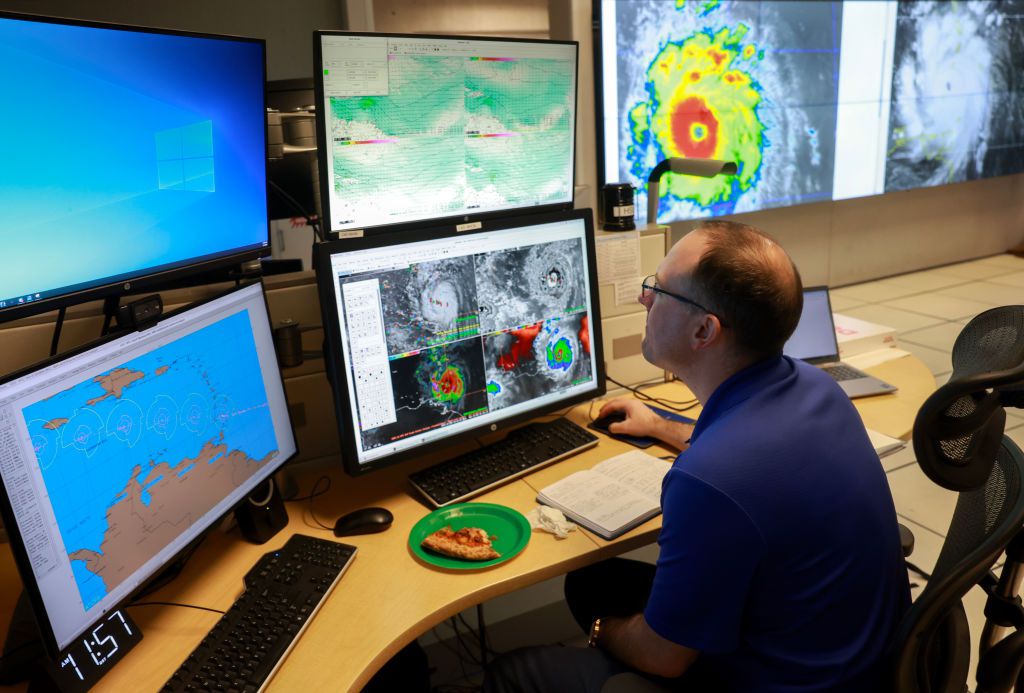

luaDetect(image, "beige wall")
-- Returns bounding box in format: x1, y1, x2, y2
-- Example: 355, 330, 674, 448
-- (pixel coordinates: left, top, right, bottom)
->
373, 0, 549, 37
0, 0, 346, 80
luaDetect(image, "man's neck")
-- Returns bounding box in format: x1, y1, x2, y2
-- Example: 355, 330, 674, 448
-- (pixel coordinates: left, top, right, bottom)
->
677, 351, 761, 404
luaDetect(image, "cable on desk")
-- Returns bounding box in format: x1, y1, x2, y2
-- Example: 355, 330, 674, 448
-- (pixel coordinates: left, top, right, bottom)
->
286, 475, 334, 531
606, 375, 700, 413
287, 474, 332, 503
127, 601, 226, 615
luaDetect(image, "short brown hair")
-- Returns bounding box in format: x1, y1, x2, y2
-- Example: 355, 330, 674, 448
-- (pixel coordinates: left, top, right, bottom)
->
684, 221, 803, 359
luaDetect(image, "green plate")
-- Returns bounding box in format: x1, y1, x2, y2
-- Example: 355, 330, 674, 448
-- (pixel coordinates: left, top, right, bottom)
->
409, 502, 531, 570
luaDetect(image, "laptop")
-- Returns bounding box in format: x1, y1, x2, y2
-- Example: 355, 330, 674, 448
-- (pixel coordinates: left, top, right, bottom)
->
783, 286, 898, 399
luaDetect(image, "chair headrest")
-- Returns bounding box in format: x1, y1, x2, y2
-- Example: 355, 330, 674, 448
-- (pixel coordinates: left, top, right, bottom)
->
913, 306, 1024, 492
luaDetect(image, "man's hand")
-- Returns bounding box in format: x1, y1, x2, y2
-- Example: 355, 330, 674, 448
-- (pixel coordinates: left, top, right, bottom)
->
597, 398, 693, 450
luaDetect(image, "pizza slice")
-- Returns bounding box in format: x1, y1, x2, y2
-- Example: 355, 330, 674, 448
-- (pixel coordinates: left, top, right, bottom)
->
421, 525, 500, 561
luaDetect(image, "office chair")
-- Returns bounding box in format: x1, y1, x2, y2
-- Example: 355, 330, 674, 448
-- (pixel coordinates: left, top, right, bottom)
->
888, 305, 1024, 693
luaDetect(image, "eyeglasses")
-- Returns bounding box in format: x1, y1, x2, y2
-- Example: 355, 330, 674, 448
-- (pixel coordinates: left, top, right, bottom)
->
641, 275, 727, 326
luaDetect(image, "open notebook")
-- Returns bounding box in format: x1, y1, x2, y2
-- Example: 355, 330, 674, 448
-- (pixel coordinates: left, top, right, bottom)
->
536, 450, 670, 540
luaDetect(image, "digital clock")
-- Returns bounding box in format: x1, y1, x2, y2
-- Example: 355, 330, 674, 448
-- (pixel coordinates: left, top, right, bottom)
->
45, 609, 142, 693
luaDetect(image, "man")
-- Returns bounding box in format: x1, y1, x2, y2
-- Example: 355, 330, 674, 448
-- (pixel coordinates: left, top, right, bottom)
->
485, 221, 910, 692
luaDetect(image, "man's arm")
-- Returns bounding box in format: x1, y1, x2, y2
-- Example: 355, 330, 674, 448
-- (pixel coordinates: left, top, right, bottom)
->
597, 398, 694, 450
597, 613, 699, 679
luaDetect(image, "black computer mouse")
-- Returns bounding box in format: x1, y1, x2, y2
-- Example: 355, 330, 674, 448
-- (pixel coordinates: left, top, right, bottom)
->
333, 506, 394, 537
589, 411, 627, 434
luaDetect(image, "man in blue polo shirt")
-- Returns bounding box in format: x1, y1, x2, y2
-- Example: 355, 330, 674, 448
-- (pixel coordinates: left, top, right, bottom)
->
485, 221, 910, 692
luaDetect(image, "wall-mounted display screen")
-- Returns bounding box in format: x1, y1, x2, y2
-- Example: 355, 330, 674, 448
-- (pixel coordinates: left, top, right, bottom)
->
597, 0, 1024, 224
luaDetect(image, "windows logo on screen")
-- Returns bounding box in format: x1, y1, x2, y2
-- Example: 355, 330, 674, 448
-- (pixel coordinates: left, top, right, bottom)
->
156, 121, 215, 192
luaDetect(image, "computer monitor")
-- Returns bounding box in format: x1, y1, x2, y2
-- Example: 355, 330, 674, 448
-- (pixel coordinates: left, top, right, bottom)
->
0, 283, 295, 657
314, 32, 578, 234
315, 209, 604, 475
0, 12, 270, 323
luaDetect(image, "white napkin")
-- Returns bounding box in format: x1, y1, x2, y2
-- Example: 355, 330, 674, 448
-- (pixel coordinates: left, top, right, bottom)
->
527, 505, 577, 539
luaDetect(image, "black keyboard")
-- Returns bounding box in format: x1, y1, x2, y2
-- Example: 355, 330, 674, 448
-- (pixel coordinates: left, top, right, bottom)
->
822, 364, 866, 382
161, 534, 356, 692
409, 417, 599, 507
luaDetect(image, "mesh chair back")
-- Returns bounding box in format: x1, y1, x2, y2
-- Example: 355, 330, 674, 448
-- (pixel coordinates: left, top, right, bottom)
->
891, 306, 1024, 692
913, 306, 1024, 492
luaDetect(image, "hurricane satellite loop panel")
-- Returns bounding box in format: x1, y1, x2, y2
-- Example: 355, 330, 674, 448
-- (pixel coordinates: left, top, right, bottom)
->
315, 31, 578, 235
597, 0, 1024, 225
315, 209, 605, 476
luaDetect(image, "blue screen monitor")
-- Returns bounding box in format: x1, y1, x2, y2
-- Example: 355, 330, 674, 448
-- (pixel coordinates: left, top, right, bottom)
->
0, 282, 296, 657
0, 13, 270, 322
314, 32, 578, 234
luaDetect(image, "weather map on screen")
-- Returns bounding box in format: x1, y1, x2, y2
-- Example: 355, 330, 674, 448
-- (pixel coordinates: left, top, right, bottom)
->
604, 0, 841, 222
323, 215, 598, 466
599, 0, 1024, 224
317, 33, 577, 232
21, 311, 278, 611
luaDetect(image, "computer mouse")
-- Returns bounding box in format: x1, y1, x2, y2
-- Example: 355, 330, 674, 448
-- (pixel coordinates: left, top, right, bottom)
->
590, 411, 627, 434
333, 506, 394, 537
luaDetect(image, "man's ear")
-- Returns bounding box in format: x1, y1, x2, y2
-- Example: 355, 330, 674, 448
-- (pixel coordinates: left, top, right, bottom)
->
691, 313, 724, 351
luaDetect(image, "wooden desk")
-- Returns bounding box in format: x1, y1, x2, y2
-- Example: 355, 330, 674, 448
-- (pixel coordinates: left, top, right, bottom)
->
0, 354, 933, 692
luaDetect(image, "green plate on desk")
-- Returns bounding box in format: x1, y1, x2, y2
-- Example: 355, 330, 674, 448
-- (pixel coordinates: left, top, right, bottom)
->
409, 502, 531, 570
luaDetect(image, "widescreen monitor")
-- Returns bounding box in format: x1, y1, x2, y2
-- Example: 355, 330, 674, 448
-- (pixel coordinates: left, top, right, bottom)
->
0, 13, 270, 322
316, 209, 604, 475
314, 32, 578, 234
0, 283, 295, 656
597, 0, 1024, 223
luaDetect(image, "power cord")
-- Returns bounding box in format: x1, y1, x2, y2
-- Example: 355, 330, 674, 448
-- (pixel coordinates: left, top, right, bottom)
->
285, 475, 333, 531
127, 601, 225, 616
606, 375, 700, 413
269, 180, 323, 242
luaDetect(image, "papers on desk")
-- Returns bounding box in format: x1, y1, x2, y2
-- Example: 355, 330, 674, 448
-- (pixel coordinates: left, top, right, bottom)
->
536, 450, 670, 540
867, 427, 906, 458
845, 348, 911, 370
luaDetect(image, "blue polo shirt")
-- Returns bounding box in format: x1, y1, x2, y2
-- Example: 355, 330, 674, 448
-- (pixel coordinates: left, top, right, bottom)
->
644, 356, 910, 691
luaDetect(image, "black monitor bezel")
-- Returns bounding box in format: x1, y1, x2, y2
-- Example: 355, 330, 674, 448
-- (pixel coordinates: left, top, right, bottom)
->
0, 11, 271, 325
0, 281, 296, 658
315, 208, 606, 477
313, 30, 579, 236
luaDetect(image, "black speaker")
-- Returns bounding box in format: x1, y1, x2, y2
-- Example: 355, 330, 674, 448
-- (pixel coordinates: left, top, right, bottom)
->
234, 478, 289, 544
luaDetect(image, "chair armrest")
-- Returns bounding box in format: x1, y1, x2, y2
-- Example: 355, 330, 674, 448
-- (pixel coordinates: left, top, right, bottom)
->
976, 631, 1024, 693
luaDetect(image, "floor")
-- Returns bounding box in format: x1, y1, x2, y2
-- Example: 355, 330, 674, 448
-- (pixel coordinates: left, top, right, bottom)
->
428, 252, 1024, 691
